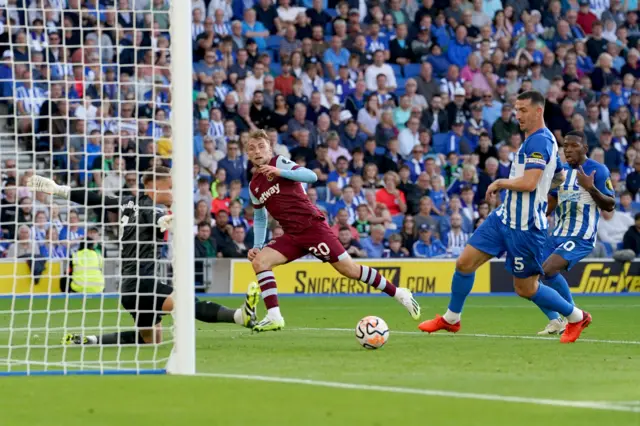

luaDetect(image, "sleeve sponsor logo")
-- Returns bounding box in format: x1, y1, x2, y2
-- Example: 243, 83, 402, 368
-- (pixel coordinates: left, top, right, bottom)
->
605, 178, 613, 191
526, 152, 546, 166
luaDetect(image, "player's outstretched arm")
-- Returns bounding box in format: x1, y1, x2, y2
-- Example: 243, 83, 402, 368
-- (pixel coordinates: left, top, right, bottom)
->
257, 156, 318, 184
28, 175, 120, 209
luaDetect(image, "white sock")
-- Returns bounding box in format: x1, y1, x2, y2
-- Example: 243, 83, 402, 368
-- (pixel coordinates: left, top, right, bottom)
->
566, 307, 584, 323
233, 309, 243, 325
86, 335, 98, 344
267, 306, 282, 319
443, 309, 460, 324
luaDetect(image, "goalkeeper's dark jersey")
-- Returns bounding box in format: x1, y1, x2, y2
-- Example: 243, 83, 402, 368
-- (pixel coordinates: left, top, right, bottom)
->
69, 190, 166, 278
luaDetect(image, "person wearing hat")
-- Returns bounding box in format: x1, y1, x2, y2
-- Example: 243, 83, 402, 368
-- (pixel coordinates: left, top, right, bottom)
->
445, 117, 473, 155
383, 233, 408, 258
446, 86, 469, 126
412, 223, 446, 258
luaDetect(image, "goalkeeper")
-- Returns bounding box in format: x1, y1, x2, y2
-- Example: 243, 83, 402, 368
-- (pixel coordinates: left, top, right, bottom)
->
28, 167, 259, 345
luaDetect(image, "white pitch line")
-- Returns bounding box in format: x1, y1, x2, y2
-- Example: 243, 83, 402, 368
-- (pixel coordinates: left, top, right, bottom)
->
295, 327, 640, 345
306, 304, 640, 310
197, 372, 640, 413
200, 326, 640, 345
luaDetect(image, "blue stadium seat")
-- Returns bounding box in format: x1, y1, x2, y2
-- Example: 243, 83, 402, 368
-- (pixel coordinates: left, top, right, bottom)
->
632, 202, 640, 212
395, 77, 406, 92
395, 87, 407, 96
324, 34, 333, 42
391, 64, 402, 78
266, 49, 278, 63
240, 187, 251, 206
432, 132, 450, 154
266, 35, 283, 50
326, 9, 337, 17
403, 63, 421, 78
391, 214, 404, 229
270, 62, 282, 76
384, 228, 399, 240
601, 242, 614, 257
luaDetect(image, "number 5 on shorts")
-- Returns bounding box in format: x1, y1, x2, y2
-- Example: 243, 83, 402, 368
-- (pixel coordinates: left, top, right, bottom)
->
513, 257, 524, 272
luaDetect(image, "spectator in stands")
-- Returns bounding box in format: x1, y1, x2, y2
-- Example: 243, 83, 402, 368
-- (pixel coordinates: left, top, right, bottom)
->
211, 181, 231, 216
361, 224, 387, 258
1, 179, 17, 239
599, 209, 635, 250
6, 225, 37, 259
194, 222, 217, 289
194, 200, 215, 234
622, 212, 640, 256
492, 104, 518, 145
376, 171, 407, 216
287, 103, 318, 146
599, 129, 624, 171
222, 226, 249, 258
447, 25, 472, 68
218, 141, 247, 186
413, 224, 446, 258
383, 233, 409, 258
337, 225, 366, 258
364, 50, 397, 91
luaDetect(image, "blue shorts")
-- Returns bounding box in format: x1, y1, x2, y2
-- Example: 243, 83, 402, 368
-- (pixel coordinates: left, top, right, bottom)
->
468, 212, 546, 278
544, 236, 594, 271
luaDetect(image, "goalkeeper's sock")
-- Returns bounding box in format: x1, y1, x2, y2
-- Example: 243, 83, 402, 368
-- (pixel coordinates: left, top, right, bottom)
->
359, 265, 397, 296
257, 270, 281, 316
97, 331, 139, 344
444, 270, 475, 323
195, 300, 236, 323
544, 273, 574, 304
530, 282, 581, 320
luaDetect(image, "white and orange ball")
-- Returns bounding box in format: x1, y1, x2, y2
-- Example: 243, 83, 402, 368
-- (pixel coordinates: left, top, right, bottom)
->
355, 316, 389, 349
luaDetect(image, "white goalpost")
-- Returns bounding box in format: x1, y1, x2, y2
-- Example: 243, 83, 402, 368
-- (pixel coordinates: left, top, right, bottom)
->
0, 0, 195, 376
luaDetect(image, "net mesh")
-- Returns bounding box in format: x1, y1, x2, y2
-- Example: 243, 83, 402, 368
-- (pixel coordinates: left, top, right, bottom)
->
0, 0, 177, 374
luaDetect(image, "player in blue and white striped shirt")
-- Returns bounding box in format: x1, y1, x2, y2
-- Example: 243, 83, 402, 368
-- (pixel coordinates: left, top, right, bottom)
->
536, 131, 615, 335
419, 91, 592, 343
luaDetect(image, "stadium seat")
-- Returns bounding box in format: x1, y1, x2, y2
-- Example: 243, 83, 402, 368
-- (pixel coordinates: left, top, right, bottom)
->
403, 63, 421, 78
432, 132, 450, 155
270, 62, 282, 76
391, 214, 404, 229
324, 34, 333, 42
240, 187, 251, 206
601, 242, 614, 257
395, 86, 406, 97
326, 8, 337, 17
266, 35, 283, 50
391, 64, 402, 78
395, 77, 406, 92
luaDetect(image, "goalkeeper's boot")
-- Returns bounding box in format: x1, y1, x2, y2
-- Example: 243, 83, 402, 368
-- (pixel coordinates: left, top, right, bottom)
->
62, 333, 88, 345
537, 318, 567, 335
394, 287, 421, 320
418, 314, 461, 333
560, 311, 592, 344
241, 282, 260, 328
27, 175, 70, 198
253, 314, 285, 333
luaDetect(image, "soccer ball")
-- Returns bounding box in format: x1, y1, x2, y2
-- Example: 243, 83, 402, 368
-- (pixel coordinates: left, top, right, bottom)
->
355, 316, 389, 349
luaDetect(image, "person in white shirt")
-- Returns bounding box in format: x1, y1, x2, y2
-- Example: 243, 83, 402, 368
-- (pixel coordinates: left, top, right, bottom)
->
277, 0, 305, 23
364, 50, 397, 92
244, 62, 265, 100
597, 209, 633, 247
398, 117, 420, 158
207, 0, 233, 22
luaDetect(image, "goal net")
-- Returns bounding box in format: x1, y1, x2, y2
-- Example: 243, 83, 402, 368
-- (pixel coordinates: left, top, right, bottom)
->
0, 0, 195, 375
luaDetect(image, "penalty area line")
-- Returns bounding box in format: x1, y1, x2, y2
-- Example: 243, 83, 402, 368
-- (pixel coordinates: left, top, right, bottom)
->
197, 372, 640, 413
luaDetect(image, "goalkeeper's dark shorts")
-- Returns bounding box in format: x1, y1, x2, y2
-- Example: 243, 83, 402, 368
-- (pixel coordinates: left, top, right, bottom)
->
120, 278, 173, 328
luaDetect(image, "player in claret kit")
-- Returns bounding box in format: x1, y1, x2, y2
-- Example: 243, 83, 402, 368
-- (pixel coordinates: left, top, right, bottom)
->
245, 130, 420, 332
28, 167, 259, 345
535, 131, 615, 335
418, 91, 592, 343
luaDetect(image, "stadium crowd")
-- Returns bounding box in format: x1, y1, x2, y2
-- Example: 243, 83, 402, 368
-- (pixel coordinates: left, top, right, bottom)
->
2, 0, 640, 266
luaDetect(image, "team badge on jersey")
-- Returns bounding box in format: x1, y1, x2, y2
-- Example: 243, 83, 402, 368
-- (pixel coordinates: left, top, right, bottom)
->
267, 175, 274, 182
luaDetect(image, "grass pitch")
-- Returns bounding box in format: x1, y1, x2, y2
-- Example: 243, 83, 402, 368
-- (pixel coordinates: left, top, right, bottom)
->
0, 295, 639, 425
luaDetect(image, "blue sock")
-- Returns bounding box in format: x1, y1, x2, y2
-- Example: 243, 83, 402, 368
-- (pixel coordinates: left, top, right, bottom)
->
530, 282, 574, 317
447, 270, 475, 314
539, 306, 561, 321
545, 273, 573, 304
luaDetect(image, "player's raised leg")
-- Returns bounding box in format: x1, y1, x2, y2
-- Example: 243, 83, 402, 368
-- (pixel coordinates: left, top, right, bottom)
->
331, 255, 421, 320
419, 212, 503, 333
250, 243, 295, 332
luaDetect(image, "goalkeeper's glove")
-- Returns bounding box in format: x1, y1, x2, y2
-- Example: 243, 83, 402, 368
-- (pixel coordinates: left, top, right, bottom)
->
27, 175, 70, 199
158, 214, 173, 232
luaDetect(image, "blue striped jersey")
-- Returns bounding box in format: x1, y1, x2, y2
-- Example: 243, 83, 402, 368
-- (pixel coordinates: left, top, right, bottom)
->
551, 159, 614, 242
496, 127, 558, 231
